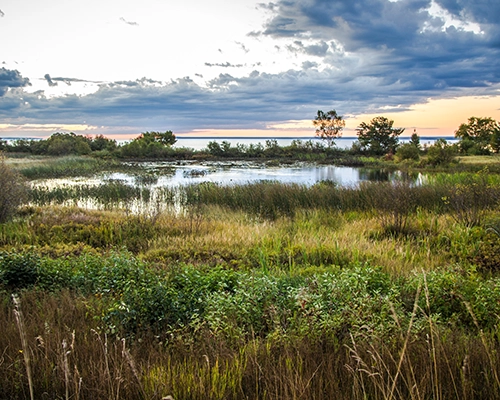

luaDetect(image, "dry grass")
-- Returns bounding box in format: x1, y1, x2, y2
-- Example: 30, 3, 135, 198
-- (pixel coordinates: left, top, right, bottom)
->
456, 155, 500, 164
3, 288, 500, 399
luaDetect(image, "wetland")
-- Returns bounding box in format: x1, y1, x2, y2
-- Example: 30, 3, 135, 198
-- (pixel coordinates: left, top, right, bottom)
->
2, 151, 500, 399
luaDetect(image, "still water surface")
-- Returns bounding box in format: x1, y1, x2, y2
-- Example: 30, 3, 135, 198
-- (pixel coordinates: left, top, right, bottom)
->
32, 161, 423, 212
36, 161, 422, 190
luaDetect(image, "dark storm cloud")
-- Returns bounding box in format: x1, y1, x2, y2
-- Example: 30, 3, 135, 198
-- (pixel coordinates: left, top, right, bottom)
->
0, 68, 30, 96
434, 0, 500, 25
255, 0, 500, 87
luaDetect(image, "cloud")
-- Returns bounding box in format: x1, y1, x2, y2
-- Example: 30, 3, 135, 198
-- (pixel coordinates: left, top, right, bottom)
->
286, 40, 331, 57
1, 67, 474, 133
119, 17, 139, 26
0, 68, 31, 96
236, 41, 250, 53
0, 9, 4, 17
204, 62, 244, 68
44, 74, 57, 87
302, 61, 319, 70
44, 75, 101, 86
253, 0, 500, 95
1, 0, 499, 135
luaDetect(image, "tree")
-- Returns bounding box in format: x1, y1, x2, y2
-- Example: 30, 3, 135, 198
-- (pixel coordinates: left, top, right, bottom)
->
89, 134, 117, 152
396, 129, 421, 161
139, 131, 177, 146
313, 110, 345, 147
356, 116, 404, 155
396, 143, 420, 161
119, 130, 176, 158
45, 132, 91, 156
409, 129, 421, 149
455, 117, 500, 154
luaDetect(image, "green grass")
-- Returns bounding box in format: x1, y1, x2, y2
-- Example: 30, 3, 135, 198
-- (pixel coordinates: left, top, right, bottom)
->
14, 156, 125, 179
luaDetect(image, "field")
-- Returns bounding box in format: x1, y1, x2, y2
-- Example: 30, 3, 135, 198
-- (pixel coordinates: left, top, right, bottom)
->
2, 155, 500, 399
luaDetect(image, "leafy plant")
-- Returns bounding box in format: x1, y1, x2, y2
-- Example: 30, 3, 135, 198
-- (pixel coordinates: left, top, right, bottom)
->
0, 251, 40, 289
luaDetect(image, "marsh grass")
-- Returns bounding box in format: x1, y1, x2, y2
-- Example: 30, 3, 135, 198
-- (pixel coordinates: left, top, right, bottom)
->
17, 156, 125, 179
31, 181, 151, 208
0, 200, 486, 274
0, 156, 29, 223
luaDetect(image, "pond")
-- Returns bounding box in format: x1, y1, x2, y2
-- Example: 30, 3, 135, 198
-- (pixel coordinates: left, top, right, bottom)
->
31, 161, 423, 212
35, 161, 422, 188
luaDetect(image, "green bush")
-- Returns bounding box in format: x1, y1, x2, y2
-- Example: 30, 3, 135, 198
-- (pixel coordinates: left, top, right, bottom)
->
396, 143, 420, 161
425, 139, 457, 166
0, 251, 40, 289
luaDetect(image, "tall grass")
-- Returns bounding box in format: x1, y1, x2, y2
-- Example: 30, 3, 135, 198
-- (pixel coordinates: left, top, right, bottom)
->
0, 156, 29, 223
18, 156, 124, 179
30, 181, 151, 207
2, 262, 500, 399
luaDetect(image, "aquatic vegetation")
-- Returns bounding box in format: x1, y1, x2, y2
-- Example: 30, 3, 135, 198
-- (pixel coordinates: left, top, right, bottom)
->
18, 156, 125, 179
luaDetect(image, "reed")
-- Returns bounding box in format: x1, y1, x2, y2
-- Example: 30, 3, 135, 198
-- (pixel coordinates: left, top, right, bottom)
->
18, 156, 124, 179
12, 294, 34, 400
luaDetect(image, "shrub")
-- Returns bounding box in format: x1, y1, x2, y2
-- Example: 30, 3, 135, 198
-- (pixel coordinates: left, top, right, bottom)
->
426, 139, 457, 166
441, 170, 500, 227
396, 143, 420, 161
0, 251, 40, 289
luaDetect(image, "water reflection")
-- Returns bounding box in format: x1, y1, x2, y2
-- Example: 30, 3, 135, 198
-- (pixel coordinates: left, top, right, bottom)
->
357, 168, 420, 183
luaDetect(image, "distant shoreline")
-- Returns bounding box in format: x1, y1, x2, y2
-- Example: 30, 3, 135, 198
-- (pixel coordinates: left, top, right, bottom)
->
174, 136, 456, 140
1, 135, 457, 141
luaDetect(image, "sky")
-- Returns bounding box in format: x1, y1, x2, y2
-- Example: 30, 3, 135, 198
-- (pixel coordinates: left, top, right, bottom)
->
1, 0, 499, 139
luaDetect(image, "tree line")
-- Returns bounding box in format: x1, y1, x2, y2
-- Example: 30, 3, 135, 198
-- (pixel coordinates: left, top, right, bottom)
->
1, 114, 499, 163
314, 110, 500, 161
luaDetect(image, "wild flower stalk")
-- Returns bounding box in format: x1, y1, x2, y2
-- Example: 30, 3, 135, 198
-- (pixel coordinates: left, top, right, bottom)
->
12, 294, 34, 400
